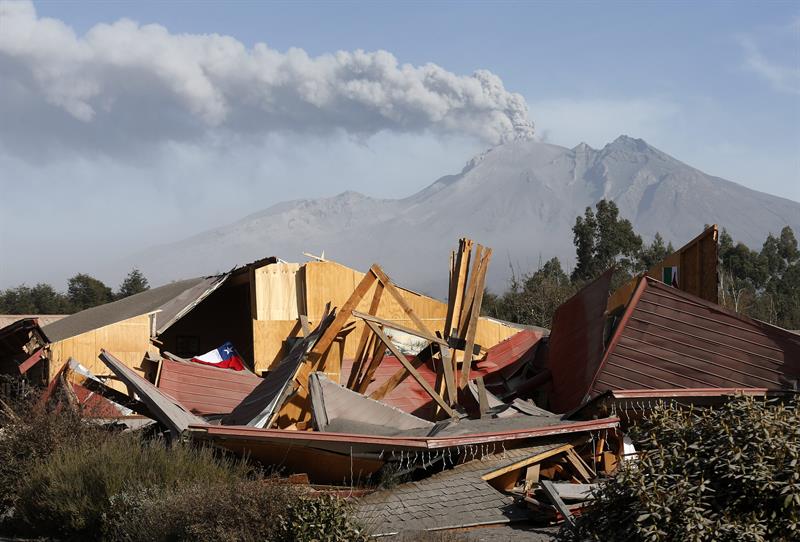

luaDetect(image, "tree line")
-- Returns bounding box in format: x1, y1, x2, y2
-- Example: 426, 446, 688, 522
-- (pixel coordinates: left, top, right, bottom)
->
483, 200, 800, 330
0, 269, 149, 315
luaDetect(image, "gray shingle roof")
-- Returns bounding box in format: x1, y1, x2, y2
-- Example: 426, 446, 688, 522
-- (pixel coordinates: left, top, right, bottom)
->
359, 442, 566, 535
42, 277, 220, 342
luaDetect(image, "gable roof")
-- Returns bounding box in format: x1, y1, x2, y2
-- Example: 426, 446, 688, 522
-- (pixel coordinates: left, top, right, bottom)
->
548, 275, 800, 413
593, 276, 800, 396
42, 276, 226, 343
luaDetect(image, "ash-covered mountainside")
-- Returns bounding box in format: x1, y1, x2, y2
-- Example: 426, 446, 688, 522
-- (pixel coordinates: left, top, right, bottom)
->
128, 136, 800, 296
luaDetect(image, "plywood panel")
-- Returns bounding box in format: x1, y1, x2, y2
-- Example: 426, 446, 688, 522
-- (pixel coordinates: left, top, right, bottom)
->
252, 319, 302, 373
48, 314, 153, 391
253, 263, 303, 320
252, 261, 520, 371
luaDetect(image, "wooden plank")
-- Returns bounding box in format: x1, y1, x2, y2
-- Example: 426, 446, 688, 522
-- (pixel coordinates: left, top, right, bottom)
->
482, 444, 573, 481
352, 310, 448, 347
457, 245, 483, 337
370, 265, 437, 338
459, 247, 492, 388
299, 315, 311, 337
444, 239, 472, 337
540, 480, 576, 527
524, 463, 540, 490
355, 335, 387, 393
364, 320, 455, 417
565, 448, 595, 483
346, 283, 384, 388
440, 343, 456, 405
304, 267, 377, 371
368, 343, 434, 400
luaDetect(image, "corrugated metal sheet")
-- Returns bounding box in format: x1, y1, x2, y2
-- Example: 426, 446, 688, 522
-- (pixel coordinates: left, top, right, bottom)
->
546, 270, 613, 413
157, 359, 261, 415
474, 329, 545, 376
593, 277, 800, 396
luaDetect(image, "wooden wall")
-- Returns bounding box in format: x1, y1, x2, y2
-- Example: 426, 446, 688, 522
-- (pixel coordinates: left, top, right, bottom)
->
47, 313, 155, 389
252, 261, 521, 373
608, 226, 719, 311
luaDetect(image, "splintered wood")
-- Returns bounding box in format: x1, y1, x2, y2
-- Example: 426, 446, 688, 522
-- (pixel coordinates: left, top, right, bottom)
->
273, 238, 494, 427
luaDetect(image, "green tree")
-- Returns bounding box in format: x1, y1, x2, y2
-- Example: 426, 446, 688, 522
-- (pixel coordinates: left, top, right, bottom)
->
483, 257, 575, 328
67, 274, 113, 312
0, 284, 72, 314
637, 232, 674, 271
117, 269, 149, 299
571, 199, 643, 284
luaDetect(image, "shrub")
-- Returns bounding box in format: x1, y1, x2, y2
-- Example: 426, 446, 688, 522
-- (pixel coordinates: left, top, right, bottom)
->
16, 433, 248, 539
278, 493, 369, 542
0, 391, 104, 530
104, 478, 299, 542
559, 396, 800, 542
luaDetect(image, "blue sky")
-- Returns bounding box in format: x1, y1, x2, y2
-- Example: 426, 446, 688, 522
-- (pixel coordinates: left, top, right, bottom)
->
0, 0, 798, 288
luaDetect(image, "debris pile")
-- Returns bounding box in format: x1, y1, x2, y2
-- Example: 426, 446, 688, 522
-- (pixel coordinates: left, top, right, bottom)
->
1, 227, 798, 538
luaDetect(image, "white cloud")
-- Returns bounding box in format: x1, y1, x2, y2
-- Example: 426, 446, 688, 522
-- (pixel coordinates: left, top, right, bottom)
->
0, 0, 534, 160
738, 20, 800, 95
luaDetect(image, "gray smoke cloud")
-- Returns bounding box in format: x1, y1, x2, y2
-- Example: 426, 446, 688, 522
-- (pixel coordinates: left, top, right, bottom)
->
0, 0, 535, 159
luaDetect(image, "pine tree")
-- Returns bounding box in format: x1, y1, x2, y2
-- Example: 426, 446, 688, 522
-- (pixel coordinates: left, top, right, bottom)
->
117, 269, 150, 299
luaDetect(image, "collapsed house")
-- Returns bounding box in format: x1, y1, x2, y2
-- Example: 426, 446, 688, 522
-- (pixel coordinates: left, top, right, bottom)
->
1, 226, 798, 536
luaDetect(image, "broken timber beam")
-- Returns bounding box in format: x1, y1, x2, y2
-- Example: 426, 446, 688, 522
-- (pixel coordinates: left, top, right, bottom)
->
363, 320, 455, 418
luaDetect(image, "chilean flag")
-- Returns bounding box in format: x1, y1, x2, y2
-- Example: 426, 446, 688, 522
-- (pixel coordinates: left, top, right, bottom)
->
191, 341, 246, 371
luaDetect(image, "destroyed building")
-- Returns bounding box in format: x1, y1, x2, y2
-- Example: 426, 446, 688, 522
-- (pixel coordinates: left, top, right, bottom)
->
0, 227, 798, 537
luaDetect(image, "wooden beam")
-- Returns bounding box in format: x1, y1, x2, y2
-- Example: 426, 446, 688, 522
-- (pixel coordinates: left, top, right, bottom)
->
364, 320, 455, 418
305, 267, 378, 370
440, 343, 456, 405
565, 448, 595, 483
459, 247, 492, 388
482, 444, 573, 481
346, 282, 384, 388
370, 265, 436, 339
355, 335, 387, 393
368, 343, 434, 400
352, 310, 448, 347
540, 480, 576, 527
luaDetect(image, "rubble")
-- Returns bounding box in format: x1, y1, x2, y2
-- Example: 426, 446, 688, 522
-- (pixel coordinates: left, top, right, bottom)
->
0, 228, 798, 538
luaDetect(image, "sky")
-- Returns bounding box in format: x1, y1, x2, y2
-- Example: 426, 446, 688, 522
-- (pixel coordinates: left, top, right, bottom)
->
0, 0, 798, 290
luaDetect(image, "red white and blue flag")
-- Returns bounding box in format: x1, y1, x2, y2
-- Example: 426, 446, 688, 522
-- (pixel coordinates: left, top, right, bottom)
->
191, 341, 246, 371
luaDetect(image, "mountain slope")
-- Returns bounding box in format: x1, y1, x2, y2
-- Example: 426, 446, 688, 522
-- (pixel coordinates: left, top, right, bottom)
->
128, 136, 800, 296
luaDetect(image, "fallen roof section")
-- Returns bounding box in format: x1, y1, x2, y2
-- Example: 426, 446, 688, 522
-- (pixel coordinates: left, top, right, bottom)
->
43, 276, 227, 343
99, 350, 206, 436
546, 270, 614, 413
308, 372, 433, 435
221, 308, 336, 428
360, 443, 563, 535
156, 358, 261, 415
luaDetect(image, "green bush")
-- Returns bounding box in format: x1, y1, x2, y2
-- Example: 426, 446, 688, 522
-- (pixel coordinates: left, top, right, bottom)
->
17, 433, 247, 539
1, 392, 370, 541
278, 493, 369, 542
559, 397, 800, 542
104, 478, 299, 542
0, 393, 105, 530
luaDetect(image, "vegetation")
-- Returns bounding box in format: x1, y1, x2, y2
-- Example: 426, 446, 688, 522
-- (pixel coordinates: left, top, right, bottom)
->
0, 267, 150, 315
484, 200, 800, 330
0, 386, 368, 541
558, 397, 800, 542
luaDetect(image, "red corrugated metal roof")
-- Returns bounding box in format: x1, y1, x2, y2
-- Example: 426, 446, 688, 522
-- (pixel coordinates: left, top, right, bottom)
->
341, 329, 543, 417
157, 359, 261, 415
592, 277, 800, 397
546, 270, 613, 413
475, 329, 545, 375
